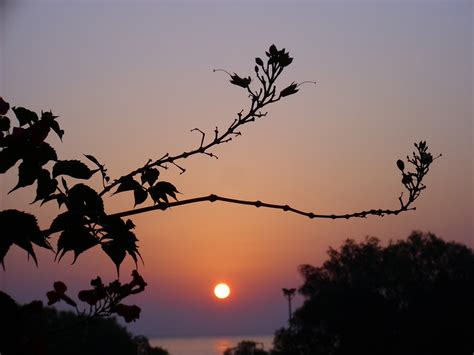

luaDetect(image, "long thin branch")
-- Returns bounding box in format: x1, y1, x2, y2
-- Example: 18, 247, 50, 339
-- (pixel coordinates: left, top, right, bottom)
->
98, 78, 280, 198
108, 194, 414, 220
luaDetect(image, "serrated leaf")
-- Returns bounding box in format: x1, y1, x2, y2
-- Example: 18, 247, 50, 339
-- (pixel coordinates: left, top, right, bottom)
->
66, 184, 104, 220
29, 120, 50, 144
12, 107, 38, 126
40, 110, 63, 141
27, 142, 57, 166
40, 193, 66, 208
114, 176, 147, 206
9, 161, 41, 193
32, 169, 58, 203
140, 168, 159, 186
0, 147, 21, 174
49, 211, 86, 236
56, 226, 98, 263
0, 210, 51, 267
53, 160, 95, 179
114, 176, 141, 194
48, 119, 64, 140
149, 181, 179, 204
100, 216, 142, 275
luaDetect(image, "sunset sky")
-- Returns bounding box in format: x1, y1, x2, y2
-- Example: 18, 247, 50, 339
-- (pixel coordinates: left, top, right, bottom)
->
1, 0, 472, 337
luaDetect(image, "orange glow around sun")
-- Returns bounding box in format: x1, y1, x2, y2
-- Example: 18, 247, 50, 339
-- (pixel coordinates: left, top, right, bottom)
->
214, 283, 230, 299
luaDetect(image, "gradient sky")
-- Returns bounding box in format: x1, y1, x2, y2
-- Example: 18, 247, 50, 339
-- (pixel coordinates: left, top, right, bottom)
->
1, 0, 472, 337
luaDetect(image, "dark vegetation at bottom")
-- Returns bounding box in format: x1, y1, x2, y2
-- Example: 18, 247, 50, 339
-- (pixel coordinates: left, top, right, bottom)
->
0, 297, 168, 355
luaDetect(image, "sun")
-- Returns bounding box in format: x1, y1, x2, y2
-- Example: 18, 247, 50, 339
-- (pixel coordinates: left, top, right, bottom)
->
214, 283, 230, 299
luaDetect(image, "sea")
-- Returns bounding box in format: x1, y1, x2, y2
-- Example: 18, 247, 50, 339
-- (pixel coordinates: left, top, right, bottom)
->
150, 334, 273, 355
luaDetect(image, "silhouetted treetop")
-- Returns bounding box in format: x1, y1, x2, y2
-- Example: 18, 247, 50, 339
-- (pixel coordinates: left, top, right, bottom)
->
272, 231, 474, 355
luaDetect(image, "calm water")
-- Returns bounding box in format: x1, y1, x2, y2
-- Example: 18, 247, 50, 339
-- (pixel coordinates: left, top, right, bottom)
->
150, 334, 273, 355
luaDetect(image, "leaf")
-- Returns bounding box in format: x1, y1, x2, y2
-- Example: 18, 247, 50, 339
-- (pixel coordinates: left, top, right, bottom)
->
56, 225, 99, 263
32, 169, 58, 203
12, 107, 38, 126
66, 184, 104, 220
140, 168, 159, 186
84, 154, 101, 167
0, 147, 21, 174
149, 181, 180, 204
53, 160, 96, 179
0, 210, 51, 267
40, 193, 67, 208
49, 211, 87, 236
255, 57, 264, 66
134, 187, 148, 206
100, 216, 142, 275
102, 241, 126, 276
9, 161, 41, 193
27, 142, 57, 166
0, 97, 10, 115
115, 176, 141, 194
48, 119, 64, 140
115, 176, 147, 206
29, 120, 50, 144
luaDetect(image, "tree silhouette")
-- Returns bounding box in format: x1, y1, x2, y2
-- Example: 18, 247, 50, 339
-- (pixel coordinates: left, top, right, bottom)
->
0, 45, 439, 353
272, 231, 474, 355
224, 340, 269, 355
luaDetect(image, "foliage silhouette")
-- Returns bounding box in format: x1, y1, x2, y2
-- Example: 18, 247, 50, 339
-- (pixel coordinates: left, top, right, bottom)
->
271, 231, 474, 355
0, 45, 439, 353
224, 340, 269, 355
0, 294, 168, 355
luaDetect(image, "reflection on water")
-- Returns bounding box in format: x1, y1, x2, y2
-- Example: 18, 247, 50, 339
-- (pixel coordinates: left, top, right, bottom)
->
150, 334, 273, 355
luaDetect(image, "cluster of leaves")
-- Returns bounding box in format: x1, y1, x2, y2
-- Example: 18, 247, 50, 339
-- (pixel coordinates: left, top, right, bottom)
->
46, 270, 147, 323
0, 97, 145, 273
114, 171, 179, 207
272, 232, 474, 355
